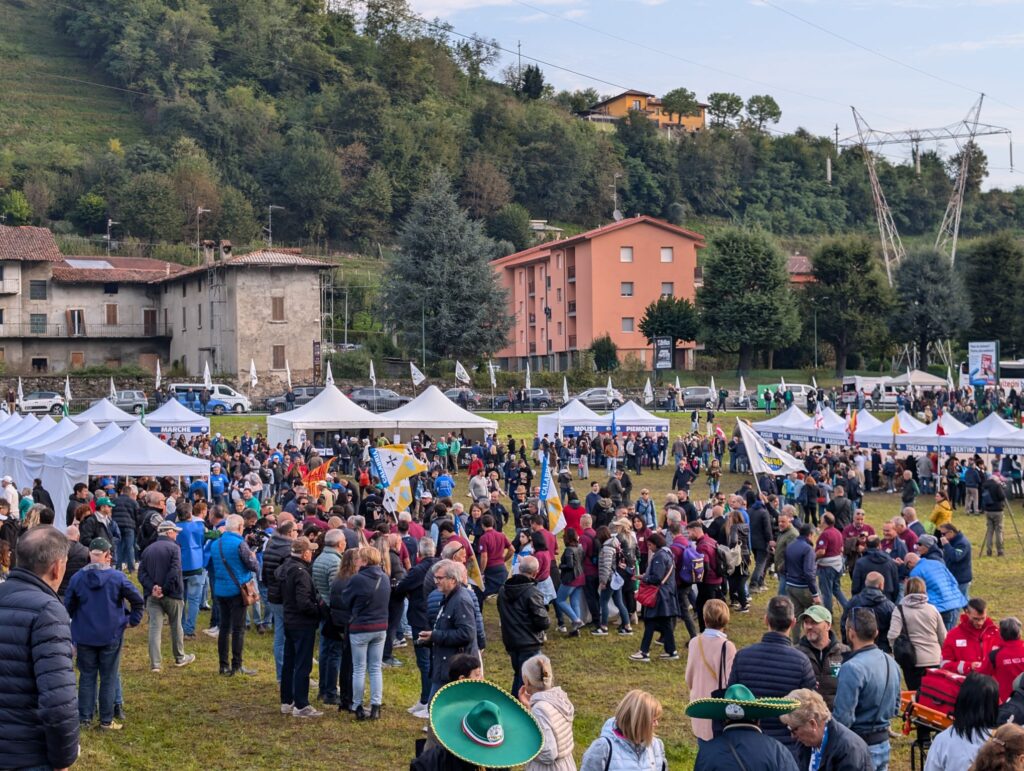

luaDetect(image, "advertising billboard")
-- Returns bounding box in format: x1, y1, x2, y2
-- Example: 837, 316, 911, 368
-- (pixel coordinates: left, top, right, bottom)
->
653, 337, 673, 370
968, 341, 999, 387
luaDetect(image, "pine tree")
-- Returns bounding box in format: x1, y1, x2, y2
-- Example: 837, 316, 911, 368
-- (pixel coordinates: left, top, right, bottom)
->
888, 250, 971, 366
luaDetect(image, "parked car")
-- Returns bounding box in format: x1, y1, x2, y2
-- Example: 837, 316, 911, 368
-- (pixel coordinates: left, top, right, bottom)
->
346, 387, 411, 412
172, 391, 229, 415
112, 390, 148, 414
492, 387, 554, 410
265, 386, 324, 413
443, 387, 482, 409
168, 382, 251, 413
679, 386, 716, 409
18, 391, 64, 415
575, 387, 624, 410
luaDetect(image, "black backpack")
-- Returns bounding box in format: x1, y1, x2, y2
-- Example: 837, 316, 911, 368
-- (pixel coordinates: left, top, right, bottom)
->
137, 510, 164, 551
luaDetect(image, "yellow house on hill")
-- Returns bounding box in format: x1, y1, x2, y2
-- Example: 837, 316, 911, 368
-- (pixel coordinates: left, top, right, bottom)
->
583, 89, 707, 133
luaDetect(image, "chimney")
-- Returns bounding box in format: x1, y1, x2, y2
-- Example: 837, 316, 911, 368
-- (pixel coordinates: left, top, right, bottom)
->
202, 240, 217, 264
219, 240, 233, 261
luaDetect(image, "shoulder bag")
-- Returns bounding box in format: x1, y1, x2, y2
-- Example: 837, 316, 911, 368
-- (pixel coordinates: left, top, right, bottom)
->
219, 539, 259, 606
637, 556, 673, 609
893, 606, 916, 670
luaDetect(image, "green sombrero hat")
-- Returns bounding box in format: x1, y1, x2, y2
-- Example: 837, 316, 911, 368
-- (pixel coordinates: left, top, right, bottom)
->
685, 684, 799, 722
428, 679, 543, 768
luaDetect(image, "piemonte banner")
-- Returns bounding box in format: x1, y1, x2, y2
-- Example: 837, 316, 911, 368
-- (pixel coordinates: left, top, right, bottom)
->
736, 419, 805, 477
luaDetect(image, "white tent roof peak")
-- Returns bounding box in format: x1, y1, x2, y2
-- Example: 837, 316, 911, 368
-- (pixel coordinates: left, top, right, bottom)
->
890, 369, 948, 387
63, 420, 211, 477
547, 399, 603, 422
267, 384, 395, 431
0, 413, 31, 439
383, 385, 497, 433
147, 398, 208, 424
70, 399, 139, 428
2, 415, 56, 448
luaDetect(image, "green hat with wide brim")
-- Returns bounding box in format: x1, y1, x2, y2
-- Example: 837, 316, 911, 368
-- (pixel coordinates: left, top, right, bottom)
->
685, 684, 799, 722
428, 679, 543, 768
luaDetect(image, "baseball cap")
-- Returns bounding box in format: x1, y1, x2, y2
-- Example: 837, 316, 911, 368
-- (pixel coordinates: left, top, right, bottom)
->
157, 520, 182, 534
291, 536, 319, 554
420, 491, 433, 500
95, 497, 114, 508
88, 537, 113, 553
799, 606, 833, 624
917, 534, 938, 550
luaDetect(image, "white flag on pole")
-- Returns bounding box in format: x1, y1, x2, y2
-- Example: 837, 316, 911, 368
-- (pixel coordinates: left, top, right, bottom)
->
109, 377, 117, 401
64, 375, 72, 404
643, 378, 654, 405
525, 362, 531, 391
675, 374, 681, 391
285, 359, 292, 391
203, 361, 213, 389
155, 359, 162, 391
411, 361, 426, 387
488, 361, 496, 389
454, 361, 471, 385
606, 375, 613, 405
249, 358, 258, 389
710, 375, 716, 397
780, 375, 787, 391
325, 361, 335, 386
736, 419, 806, 477
368, 360, 376, 387
562, 376, 570, 404
812, 375, 818, 390
739, 376, 747, 400
946, 366, 954, 390
17, 377, 24, 405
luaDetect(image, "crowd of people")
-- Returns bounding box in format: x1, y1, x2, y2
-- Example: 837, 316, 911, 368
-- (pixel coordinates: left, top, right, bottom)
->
2, 408, 1024, 771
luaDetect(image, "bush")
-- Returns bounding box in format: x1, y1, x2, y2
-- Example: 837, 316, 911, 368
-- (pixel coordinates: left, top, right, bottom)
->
590, 334, 619, 372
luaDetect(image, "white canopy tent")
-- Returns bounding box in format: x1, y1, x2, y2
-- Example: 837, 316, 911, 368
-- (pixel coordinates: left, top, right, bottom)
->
601, 401, 670, 434
267, 384, 395, 450
889, 369, 948, 389
0, 415, 56, 466
145, 398, 210, 438
381, 385, 498, 440
537, 399, 604, 438
20, 420, 101, 488
853, 411, 928, 449
787, 407, 849, 443
0, 413, 32, 441
70, 399, 139, 428
42, 423, 124, 529
894, 412, 969, 453
5, 418, 79, 483
751, 405, 812, 441
814, 409, 883, 446
63, 421, 211, 479
936, 412, 1019, 455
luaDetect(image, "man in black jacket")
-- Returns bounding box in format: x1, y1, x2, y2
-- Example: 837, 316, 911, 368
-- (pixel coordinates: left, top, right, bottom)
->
58, 524, 91, 598
112, 483, 140, 574
392, 539, 438, 717
840, 572, 895, 653
277, 536, 323, 718
138, 520, 194, 672
849, 537, 899, 603
496, 555, 549, 698
748, 496, 775, 592
65, 482, 90, 528
262, 517, 297, 682
0, 526, 79, 770
31, 478, 54, 511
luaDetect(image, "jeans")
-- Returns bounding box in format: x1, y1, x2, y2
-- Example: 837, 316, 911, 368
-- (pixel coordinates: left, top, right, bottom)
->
583, 575, 601, 627
555, 583, 582, 625
777, 575, 788, 596
267, 602, 286, 681
412, 626, 432, 705
984, 511, 1005, 556
640, 616, 676, 655
750, 549, 770, 588
941, 609, 959, 631
599, 585, 630, 629
959, 581, 972, 601
318, 624, 342, 701
77, 641, 121, 724
868, 739, 891, 771
509, 647, 540, 698
350, 629, 386, 709
183, 573, 205, 636
116, 528, 136, 573
817, 566, 847, 617
147, 595, 185, 669
216, 594, 247, 671
281, 625, 316, 709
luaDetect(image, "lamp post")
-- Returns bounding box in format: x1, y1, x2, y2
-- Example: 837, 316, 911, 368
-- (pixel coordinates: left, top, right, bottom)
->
266, 204, 284, 248
196, 206, 211, 264
105, 218, 120, 257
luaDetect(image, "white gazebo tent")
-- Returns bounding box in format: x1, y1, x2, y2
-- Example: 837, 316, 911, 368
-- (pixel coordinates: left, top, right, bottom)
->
20, 420, 101, 487
381, 385, 498, 440
751, 405, 812, 441
0, 415, 56, 463
42, 423, 125, 528
788, 407, 849, 443
937, 412, 1019, 455
895, 412, 969, 453
814, 409, 883, 446
62, 421, 211, 482
145, 398, 210, 438
5, 418, 79, 483
889, 369, 949, 390
602, 401, 670, 434
267, 384, 396, 449
0, 413, 32, 441
70, 399, 139, 428
853, 411, 928, 449
537, 399, 604, 438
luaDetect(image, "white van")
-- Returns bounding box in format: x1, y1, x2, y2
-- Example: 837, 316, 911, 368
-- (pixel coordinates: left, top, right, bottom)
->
841, 376, 896, 409
168, 382, 252, 413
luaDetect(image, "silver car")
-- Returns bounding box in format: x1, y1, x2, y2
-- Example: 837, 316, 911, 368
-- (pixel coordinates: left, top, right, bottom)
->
113, 390, 149, 414
575, 387, 625, 409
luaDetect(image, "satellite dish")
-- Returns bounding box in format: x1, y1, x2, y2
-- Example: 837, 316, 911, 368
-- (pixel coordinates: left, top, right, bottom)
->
612, 209, 623, 222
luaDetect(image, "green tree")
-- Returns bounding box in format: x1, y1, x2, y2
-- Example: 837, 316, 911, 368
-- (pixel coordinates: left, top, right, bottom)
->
0, 190, 32, 225
273, 128, 344, 241
959, 233, 1024, 356
589, 334, 619, 372
807, 236, 893, 376
660, 87, 700, 123
697, 228, 799, 374
117, 172, 182, 244
382, 169, 512, 359
744, 95, 782, 131
948, 141, 988, 199
888, 250, 971, 366
70, 192, 108, 233
521, 64, 545, 100
487, 203, 532, 252
639, 296, 698, 365
347, 164, 393, 247
706, 92, 744, 127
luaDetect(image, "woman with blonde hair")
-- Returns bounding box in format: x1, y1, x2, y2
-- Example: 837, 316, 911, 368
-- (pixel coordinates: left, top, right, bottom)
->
685, 599, 736, 741
580, 690, 666, 770
338, 545, 390, 720
518, 654, 576, 771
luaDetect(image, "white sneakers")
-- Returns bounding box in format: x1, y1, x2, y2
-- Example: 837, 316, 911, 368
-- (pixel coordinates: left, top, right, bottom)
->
175, 654, 196, 668
281, 703, 294, 714
292, 705, 324, 718
408, 701, 429, 719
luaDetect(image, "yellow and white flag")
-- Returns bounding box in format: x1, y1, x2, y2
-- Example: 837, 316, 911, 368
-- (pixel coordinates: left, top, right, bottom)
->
383, 478, 414, 514
539, 455, 566, 534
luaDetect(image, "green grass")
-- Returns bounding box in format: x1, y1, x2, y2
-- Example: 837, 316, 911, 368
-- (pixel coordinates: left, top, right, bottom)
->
0, 0, 146, 157
76, 411, 1024, 769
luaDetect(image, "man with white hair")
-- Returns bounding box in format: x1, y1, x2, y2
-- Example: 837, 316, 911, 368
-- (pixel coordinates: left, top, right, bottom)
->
420, 559, 479, 696
210, 514, 259, 676
312, 529, 345, 705
497, 555, 549, 696
2, 475, 18, 511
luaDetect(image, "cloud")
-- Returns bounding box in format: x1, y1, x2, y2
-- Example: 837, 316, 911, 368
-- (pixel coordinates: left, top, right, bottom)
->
931, 32, 1024, 52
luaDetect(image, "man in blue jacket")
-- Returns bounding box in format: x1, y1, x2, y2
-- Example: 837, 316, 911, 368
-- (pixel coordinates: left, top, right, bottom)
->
939, 523, 973, 599
210, 514, 259, 676
65, 537, 144, 730
0, 526, 79, 769
784, 524, 822, 641
906, 551, 967, 630
176, 501, 208, 640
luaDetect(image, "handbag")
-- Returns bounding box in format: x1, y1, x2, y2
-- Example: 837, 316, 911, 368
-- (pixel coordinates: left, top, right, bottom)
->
893, 606, 917, 671
637, 557, 673, 609
219, 540, 259, 607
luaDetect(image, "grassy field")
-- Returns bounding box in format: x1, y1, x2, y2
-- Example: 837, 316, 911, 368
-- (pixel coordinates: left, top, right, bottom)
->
74, 411, 1024, 769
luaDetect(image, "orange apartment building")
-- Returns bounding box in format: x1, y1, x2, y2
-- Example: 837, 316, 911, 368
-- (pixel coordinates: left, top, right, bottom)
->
492, 216, 705, 372
582, 90, 707, 134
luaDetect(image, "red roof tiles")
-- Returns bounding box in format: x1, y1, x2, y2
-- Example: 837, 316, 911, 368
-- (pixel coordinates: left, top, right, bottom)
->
0, 225, 64, 262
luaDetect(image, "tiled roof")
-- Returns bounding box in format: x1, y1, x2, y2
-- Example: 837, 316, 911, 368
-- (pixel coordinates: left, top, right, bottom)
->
51, 256, 187, 284
787, 254, 813, 274
0, 225, 64, 262
155, 250, 330, 282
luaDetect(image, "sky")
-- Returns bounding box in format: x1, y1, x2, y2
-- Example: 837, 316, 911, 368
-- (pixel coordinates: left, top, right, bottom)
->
407, 0, 1024, 191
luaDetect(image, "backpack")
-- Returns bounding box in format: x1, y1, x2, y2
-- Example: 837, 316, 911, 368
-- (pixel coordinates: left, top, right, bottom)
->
670, 540, 705, 585
716, 541, 741, 575
138, 510, 164, 551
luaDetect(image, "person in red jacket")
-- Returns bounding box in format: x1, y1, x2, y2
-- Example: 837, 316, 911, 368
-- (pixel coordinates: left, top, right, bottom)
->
562, 497, 586, 534
941, 598, 1000, 675
686, 519, 723, 632
980, 617, 1024, 702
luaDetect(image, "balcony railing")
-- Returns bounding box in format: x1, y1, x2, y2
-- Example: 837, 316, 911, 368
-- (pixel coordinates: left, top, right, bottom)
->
568, 335, 577, 349
567, 301, 576, 315
0, 279, 21, 294
527, 283, 536, 296
528, 342, 537, 354
528, 313, 537, 324
566, 265, 576, 282
0, 322, 173, 339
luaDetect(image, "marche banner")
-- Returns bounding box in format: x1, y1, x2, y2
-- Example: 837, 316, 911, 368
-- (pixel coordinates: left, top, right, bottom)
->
736, 419, 805, 477
538, 455, 567, 534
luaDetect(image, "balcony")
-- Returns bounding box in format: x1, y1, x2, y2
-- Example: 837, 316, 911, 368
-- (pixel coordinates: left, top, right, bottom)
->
567, 300, 576, 316
529, 342, 537, 354
527, 283, 536, 297
528, 313, 537, 325
566, 265, 576, 283
0, 322, 173, 339
0, 279, 21, 294
568, 335, 577, 349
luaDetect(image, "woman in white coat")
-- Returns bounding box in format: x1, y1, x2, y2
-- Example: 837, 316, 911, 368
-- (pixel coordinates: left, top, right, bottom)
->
518, 654, 577, 771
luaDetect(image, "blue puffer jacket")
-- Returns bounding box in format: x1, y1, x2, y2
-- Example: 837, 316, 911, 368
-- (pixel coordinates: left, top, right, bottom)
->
942, 532, 973, 584
64, 563, 144, 646
176, 519, 207, 574
728, 632, 816, 759
579, 717, 667, 770
911, 558, 967, 613
210, 531, 257, 599
0, 568, 80, 771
